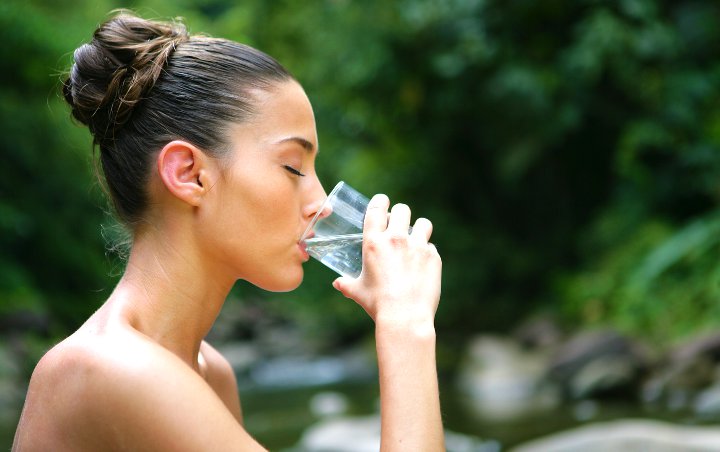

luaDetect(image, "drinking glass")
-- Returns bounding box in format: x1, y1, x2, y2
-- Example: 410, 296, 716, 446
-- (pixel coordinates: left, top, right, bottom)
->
300, 181, 369, 278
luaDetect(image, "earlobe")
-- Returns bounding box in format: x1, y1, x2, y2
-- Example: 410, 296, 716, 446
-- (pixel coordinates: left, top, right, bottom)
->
157, 140, 209, 206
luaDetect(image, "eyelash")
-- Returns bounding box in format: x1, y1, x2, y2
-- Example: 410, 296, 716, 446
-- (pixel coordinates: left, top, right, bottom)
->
284, 165, 306, 177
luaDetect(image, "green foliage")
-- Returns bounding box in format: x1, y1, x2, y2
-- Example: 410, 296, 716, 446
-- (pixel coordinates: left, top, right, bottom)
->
560, 208, 720, 341
247, 0, 720, 341
0, 0, 119, 330
1, 0, 719, 346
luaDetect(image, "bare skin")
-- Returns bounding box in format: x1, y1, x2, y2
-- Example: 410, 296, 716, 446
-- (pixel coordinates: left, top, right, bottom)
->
335, 197, 444, 451
13, 80, 443, 451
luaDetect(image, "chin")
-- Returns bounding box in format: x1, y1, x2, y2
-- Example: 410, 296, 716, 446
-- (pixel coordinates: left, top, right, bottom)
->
251, 267, 304, 293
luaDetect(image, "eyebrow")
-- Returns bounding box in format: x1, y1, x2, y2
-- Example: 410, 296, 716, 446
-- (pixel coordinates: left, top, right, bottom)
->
275, 136, 317, 153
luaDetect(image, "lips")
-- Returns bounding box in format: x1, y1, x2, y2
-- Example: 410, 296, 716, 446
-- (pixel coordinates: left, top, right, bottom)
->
298, 242, 310, 261
298, 230, 314, 262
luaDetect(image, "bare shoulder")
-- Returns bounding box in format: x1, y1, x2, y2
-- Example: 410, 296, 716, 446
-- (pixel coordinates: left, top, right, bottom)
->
200, 341, 243, 423
200, 340, 234, 380
14, 332, 261, 452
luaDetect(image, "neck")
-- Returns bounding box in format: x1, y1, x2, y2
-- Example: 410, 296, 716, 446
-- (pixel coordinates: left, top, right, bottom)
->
106, 222, 235, 371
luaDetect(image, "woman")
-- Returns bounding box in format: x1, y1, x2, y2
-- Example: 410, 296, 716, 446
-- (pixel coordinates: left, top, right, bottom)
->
13, 11, 443, 451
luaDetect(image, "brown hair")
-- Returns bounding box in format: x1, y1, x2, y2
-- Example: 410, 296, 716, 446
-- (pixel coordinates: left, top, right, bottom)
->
63, 11, 293, 227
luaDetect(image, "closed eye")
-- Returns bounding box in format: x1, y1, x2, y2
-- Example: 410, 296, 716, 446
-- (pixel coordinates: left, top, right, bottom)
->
284, 165, 306, 177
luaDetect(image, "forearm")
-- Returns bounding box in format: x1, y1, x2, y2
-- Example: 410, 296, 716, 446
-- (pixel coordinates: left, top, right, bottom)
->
331, 194, 444, 449
376, 320, 444, 452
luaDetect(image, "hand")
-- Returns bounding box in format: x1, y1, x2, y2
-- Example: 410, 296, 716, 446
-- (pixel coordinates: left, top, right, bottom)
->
332, 194, 442, 329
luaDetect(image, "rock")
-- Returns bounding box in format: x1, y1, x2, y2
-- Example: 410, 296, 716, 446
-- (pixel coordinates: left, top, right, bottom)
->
206, 299, 267, 343
572, 400, 599, 422
248, 349, 375, 388
642, 331, 720, 409
693, 383, 720, 418
309, 391, 349, 418
298, 415, 494, 452
215, 342, 260, 374
569, 354, 637, 399
511, 419, 720, 452
250, 356, 349, 388
671, 331, 720, 363
513, 315, 564, 350
256, 325, 313, 356
298, 415, 380, 451
547, 330, 648, 400
457, 335, 559, 420
666, 388, 691, 412
445, 432, 500, 452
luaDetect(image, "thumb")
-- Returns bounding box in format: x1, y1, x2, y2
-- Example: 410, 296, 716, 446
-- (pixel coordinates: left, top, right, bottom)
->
332, 276, 356, 300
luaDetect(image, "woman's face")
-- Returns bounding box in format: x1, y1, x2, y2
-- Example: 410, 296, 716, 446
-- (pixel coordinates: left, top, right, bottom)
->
199, 80, 326, 291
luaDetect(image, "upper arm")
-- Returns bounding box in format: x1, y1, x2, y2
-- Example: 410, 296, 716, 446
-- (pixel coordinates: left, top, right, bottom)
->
200, 341, 243, 423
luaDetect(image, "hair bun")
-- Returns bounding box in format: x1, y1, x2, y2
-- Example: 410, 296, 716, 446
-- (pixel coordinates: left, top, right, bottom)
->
63, 11, 189, 142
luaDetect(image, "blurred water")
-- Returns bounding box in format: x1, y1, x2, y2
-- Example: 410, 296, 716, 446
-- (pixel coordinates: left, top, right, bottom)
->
240, 378, 701, 451
0, 378, 712, 451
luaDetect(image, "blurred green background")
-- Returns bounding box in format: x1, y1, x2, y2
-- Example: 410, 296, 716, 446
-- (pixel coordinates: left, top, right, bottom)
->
1, 0, 720, 447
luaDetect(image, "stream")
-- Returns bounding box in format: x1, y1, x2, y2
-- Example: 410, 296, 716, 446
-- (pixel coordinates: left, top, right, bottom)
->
4, 324, 720, 450
239, 377, 702, 450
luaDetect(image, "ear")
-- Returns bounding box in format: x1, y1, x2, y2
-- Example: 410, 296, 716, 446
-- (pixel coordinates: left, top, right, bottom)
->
156, 140, 212, 207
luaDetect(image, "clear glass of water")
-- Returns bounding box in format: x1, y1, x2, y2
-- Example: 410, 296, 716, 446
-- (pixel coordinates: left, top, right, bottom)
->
300, 181, 369, 278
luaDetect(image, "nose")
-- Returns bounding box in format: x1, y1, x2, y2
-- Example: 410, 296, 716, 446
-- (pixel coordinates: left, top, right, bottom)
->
302, 176, 328, 220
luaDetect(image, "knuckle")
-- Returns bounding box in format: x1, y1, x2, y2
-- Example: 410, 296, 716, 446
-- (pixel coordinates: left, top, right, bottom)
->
388, 232, 408, 246
363, 233, 382, 251
421, 246, 436, 259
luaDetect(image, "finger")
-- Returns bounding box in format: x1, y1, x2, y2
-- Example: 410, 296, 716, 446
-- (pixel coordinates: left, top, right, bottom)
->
332, 276, 355, 300
410, 217, 433, 242
363, 194, 390, 233
333, 277, 376, 319
387, 203, 411, 235
428, 242, 440, 258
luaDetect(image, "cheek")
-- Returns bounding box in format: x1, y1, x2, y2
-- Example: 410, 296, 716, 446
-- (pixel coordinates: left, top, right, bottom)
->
213, 167, 294, 242
235, 185, 287, 233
